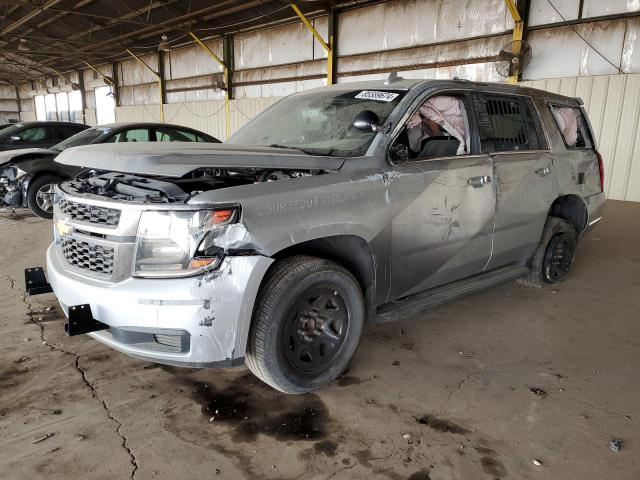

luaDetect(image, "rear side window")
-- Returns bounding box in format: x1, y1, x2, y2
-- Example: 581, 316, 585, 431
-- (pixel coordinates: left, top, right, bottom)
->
57, 126, 85, 139
549, 105, 593, 149
20, 126, 51, 142
474, 94, 542, 153
156, 127, 201, 142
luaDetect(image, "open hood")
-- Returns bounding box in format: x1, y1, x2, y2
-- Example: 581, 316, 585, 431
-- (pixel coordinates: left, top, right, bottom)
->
0, 148, 56, 168
54, 142, 344, 177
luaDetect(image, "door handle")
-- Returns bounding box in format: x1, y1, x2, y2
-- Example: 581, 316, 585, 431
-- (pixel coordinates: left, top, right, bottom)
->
468, 175, 491, 188
535, 167, 551, 177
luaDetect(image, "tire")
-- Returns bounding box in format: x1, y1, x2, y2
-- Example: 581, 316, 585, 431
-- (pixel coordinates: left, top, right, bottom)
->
518, 217, 578, 288
27, 175, 61, 219
246, 255, 365, 394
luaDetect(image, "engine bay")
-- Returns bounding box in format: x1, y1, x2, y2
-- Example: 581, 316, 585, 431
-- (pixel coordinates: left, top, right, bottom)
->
62, 167, 320, 203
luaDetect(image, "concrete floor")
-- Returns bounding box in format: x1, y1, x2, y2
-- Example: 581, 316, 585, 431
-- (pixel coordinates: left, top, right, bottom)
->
0, 200, 638, 480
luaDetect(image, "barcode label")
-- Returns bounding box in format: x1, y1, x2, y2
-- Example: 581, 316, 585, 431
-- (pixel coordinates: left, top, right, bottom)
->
355, 91, 399, 102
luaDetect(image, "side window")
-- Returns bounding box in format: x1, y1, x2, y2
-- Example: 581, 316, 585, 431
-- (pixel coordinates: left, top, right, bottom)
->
20, 127, 50, 142
107, 128, 151, 143
57, 126, 84, 139
390, 94, 472, 162
475, 95, 541, 152
549, 105, 592, 149
156, 127, 198, 142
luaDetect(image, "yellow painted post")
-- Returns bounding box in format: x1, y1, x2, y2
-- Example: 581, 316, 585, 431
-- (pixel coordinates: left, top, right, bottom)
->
290, 3, 333, 85
505, 0, 523, 85
82, 60, 115, 86
126, 49, 164, 122
189, 31, 231, 139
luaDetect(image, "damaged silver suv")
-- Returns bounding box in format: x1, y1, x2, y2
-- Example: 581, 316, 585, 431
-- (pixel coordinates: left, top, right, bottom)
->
31, 78, 605, 393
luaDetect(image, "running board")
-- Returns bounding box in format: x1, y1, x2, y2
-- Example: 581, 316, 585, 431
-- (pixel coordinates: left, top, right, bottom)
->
373, 265, 529, 324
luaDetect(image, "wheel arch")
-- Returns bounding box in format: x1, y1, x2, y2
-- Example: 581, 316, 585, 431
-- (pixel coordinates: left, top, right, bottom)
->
268, 234, 377, 319
548, 194, 588, 235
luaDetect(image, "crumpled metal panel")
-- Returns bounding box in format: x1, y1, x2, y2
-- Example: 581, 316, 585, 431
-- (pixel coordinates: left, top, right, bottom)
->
337, 0, 510, 56
583, 0, 640, 18
529, 0, 579, 27
165, 39, 224, 80
119, 54, 158, 86
234, 16, 327, 69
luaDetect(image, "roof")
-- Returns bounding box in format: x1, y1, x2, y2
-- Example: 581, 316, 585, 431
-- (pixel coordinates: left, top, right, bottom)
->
12, 121, 88, 127
303, 77, 577, 102
0, 0, 381, 85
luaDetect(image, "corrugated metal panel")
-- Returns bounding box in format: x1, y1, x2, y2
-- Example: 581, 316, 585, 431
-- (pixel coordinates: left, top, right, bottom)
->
337, 0, 511, 56
523, 73, 640, 202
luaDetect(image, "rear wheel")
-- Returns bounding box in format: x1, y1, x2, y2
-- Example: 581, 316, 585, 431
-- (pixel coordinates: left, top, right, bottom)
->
27, 175, 61, 219
246, 256, 365, 394
519, 217, 578, 288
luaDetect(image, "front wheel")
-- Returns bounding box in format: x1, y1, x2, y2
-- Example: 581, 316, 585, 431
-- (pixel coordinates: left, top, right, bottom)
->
27, 175, 61, 219
246, 256, 365, 394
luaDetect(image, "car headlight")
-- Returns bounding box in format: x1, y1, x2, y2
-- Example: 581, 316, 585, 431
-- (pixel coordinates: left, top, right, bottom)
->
133, 207, 238, 278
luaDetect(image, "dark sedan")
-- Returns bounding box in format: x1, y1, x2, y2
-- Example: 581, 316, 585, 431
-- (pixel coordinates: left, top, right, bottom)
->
0, 122, 220, 218
0, 121, 88, 151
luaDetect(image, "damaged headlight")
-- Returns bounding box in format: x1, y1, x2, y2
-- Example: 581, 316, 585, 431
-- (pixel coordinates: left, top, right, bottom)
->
133, 207, 238, 278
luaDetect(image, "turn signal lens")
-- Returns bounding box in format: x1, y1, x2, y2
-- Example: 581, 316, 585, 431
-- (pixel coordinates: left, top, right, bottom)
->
188, 258, 219, 270
205, 209, 236, 227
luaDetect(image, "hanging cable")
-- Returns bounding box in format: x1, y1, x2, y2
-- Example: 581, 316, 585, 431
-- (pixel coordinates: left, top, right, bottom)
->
545, 0, 623, 73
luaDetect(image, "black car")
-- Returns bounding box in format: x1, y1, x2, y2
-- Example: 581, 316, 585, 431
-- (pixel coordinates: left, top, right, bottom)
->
0, 121, 88, 151
0, 122, 220, 218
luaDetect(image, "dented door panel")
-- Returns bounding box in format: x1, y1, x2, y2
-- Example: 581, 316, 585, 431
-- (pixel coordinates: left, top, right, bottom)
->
486, 150, 557, 269
388, 154, 495, 300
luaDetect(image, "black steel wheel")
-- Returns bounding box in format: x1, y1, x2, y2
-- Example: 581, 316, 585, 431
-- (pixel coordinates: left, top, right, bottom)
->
519, 216, 578, 288
283, 286, 350, 376
246, 256, 365, 394
542, 233, 576, 283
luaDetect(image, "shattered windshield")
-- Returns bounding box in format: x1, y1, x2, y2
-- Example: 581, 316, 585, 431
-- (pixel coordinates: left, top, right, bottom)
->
229, 89, 406, 156
51, 127, 112, 152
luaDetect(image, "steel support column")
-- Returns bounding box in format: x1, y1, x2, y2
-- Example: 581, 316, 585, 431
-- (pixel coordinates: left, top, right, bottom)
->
189, 31, 232, 139
290, 2, 334, 85
505, 0, 530, 83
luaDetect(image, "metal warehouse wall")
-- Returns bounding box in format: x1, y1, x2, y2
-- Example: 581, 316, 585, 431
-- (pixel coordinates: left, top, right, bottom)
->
523, 73, 640, 202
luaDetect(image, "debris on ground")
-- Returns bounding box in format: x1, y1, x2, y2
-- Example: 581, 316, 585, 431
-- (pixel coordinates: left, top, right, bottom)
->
533, 459, 543, 466
609, 439, 622, 452
529, 387, 547, 397
402, 433, 412, 439
32, 433, 54, 444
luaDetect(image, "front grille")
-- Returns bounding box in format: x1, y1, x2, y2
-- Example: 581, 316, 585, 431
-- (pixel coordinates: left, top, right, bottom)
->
62, 237, 115, 275
59, 198, 121, 226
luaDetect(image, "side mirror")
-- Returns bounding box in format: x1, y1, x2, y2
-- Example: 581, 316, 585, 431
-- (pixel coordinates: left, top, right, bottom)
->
9, 135, 21, 143
353, 110, 381, 132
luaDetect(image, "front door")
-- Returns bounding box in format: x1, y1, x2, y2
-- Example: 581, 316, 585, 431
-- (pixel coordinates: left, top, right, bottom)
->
386, 90, 496, 301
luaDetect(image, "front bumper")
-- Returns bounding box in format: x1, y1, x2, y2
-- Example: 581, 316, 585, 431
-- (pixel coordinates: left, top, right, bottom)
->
47, 243, 272, 367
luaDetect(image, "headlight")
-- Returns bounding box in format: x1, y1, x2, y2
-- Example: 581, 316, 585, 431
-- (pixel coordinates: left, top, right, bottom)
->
133, 207, 237, 278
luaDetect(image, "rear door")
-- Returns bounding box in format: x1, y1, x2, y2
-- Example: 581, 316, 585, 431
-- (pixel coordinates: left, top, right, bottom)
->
387, 89, 496, 300
474, 92, 556, 269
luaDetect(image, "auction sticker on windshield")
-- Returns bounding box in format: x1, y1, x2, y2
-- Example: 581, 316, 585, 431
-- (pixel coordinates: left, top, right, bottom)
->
355, 91, 400, 102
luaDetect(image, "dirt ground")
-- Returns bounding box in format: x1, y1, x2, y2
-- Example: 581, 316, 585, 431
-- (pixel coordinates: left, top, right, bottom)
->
0, 200, 638, 480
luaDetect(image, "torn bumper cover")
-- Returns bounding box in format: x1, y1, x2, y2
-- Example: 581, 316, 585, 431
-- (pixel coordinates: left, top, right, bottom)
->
46, 243, 272, 367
